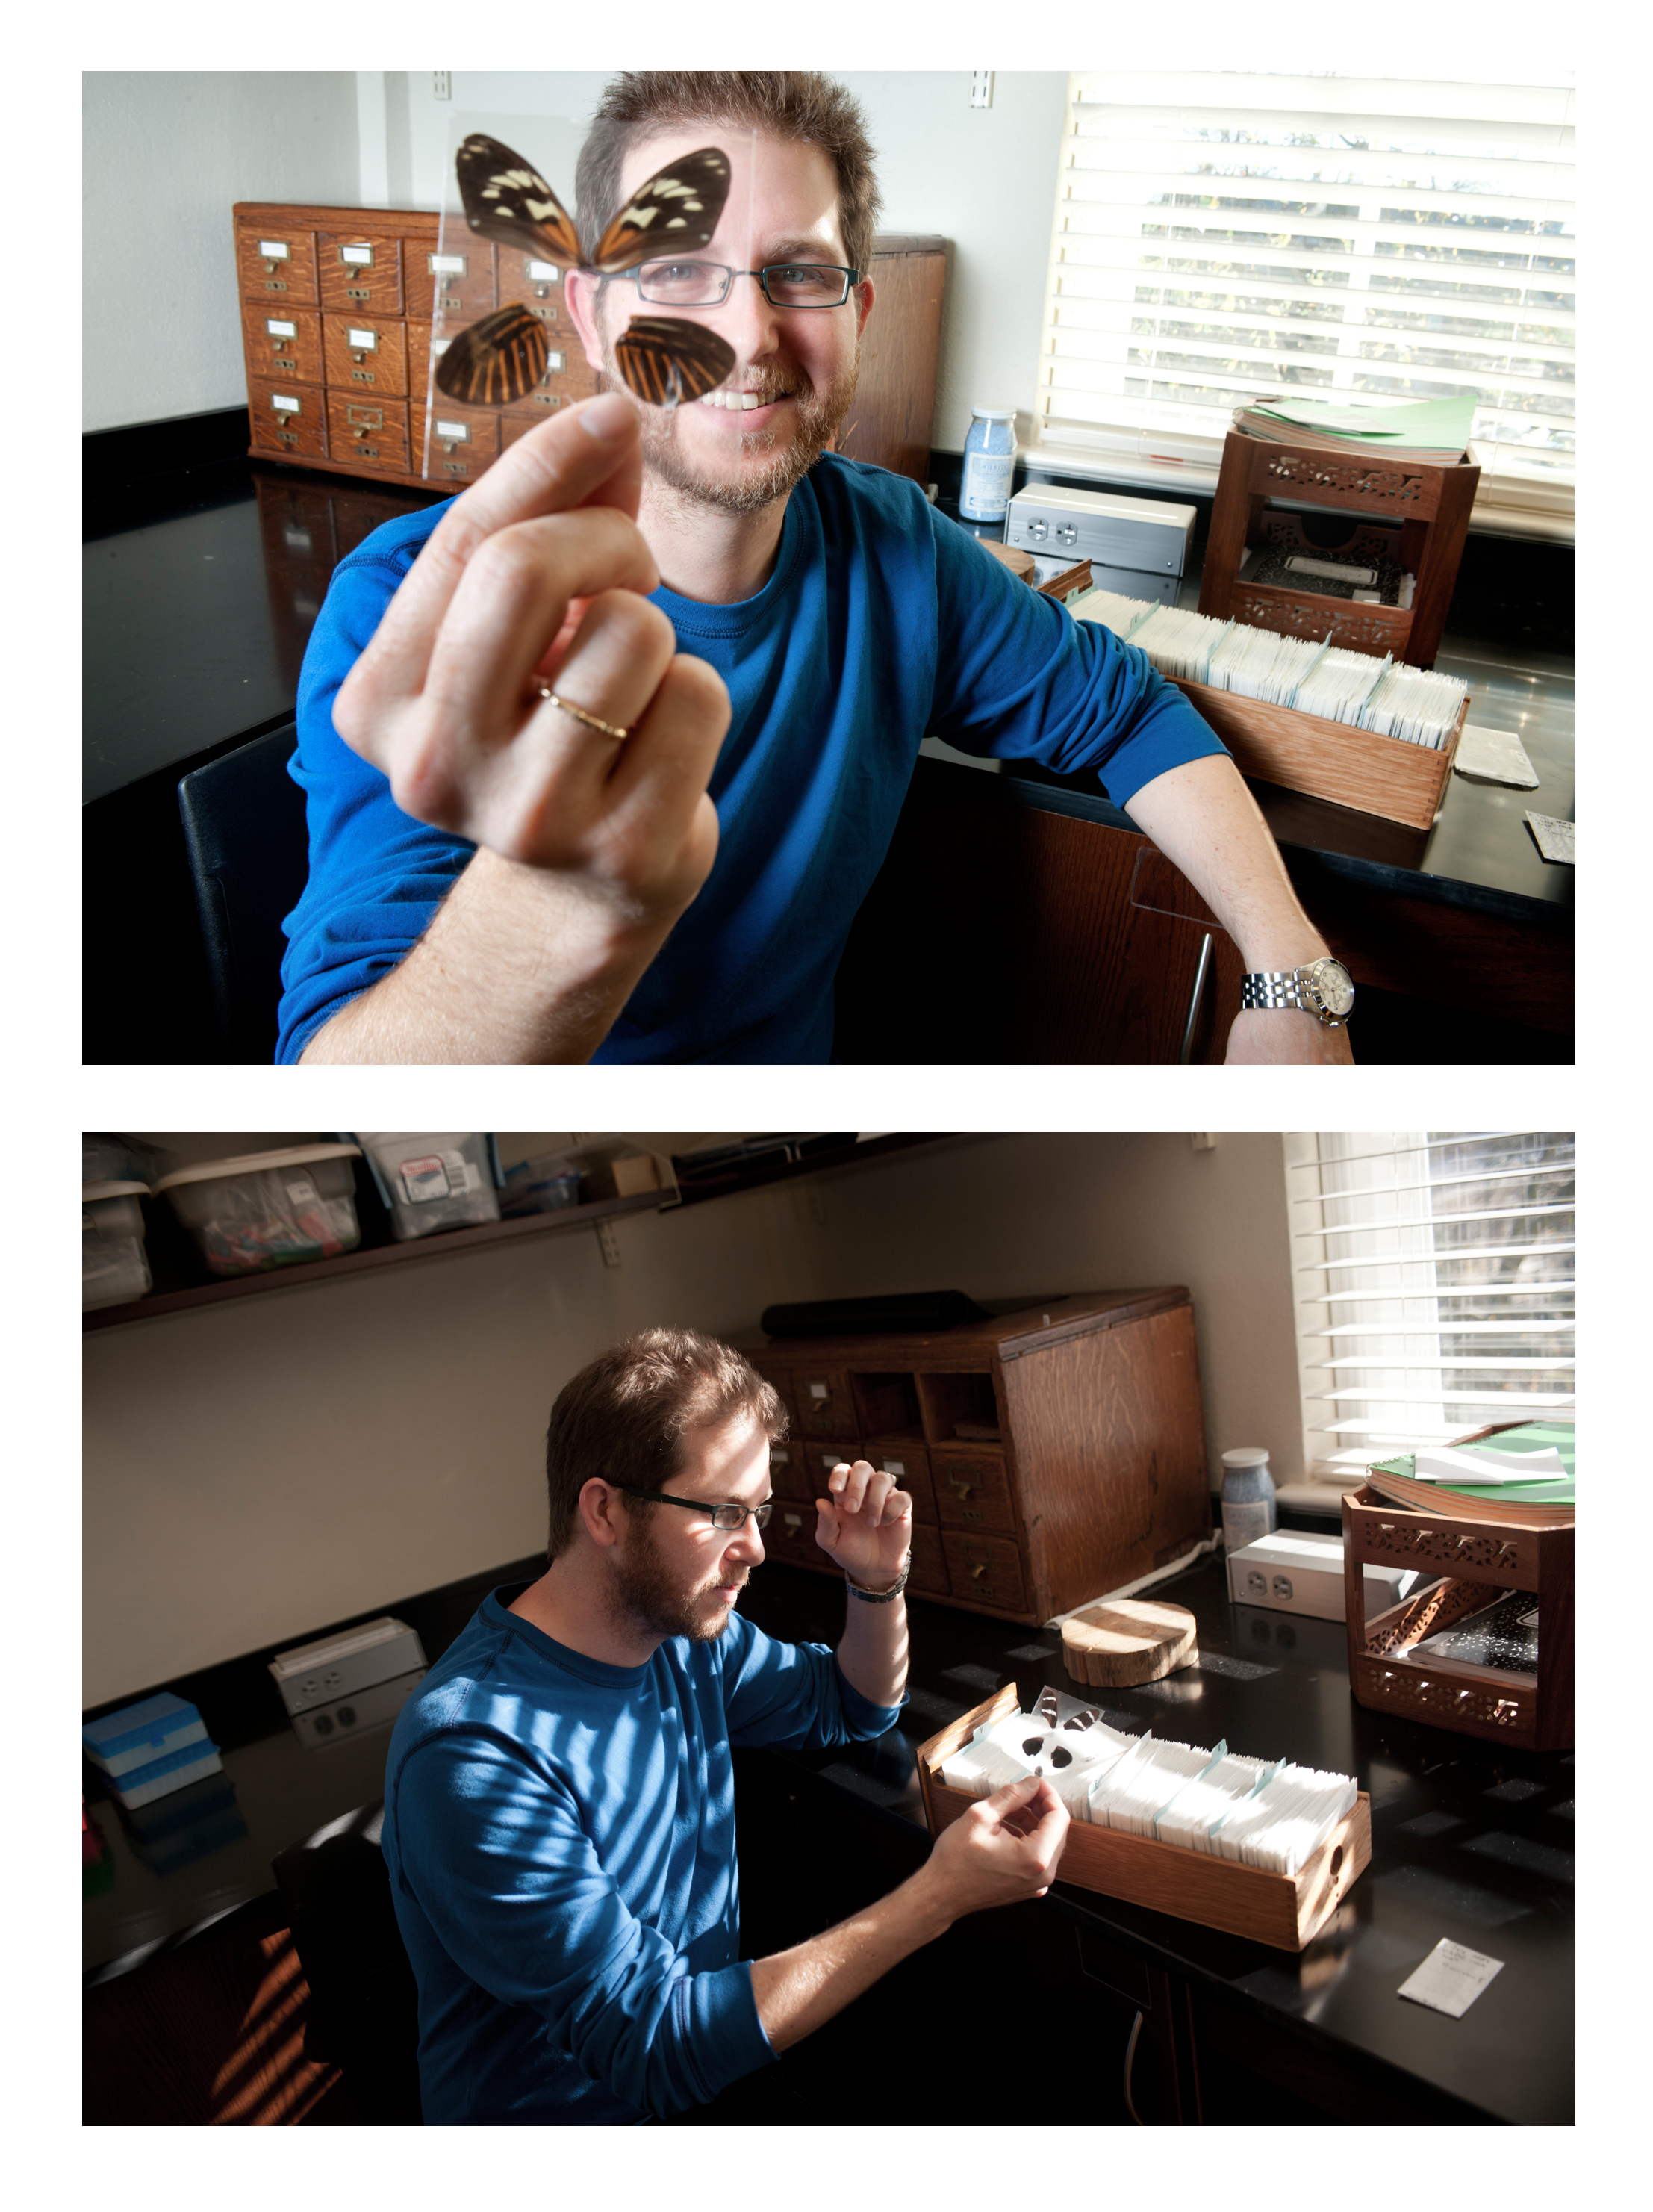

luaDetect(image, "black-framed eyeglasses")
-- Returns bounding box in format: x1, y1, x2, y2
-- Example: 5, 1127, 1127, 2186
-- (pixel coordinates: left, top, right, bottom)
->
613, 260, 860, 309
617, 1485, 773, 1531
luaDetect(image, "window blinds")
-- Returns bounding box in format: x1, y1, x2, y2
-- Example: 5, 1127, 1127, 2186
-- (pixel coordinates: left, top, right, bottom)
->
1038, 72, 1575, 537
1286, 1131, 1575, 1484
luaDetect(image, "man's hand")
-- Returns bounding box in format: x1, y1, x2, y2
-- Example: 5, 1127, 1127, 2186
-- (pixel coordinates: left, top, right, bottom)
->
333, 392, 729, 933
918, 1775, 1071, 1921
1225, 1007, 1354, 1063
815, 1458, 913, 1588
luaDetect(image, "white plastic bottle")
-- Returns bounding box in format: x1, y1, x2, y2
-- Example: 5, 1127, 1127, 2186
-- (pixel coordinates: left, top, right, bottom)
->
959, 407, 1017, 523
1220, 1447, 1278, 1555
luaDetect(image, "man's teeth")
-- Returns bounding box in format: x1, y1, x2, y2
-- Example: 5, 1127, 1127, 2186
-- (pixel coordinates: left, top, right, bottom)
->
700, 388, 782, 410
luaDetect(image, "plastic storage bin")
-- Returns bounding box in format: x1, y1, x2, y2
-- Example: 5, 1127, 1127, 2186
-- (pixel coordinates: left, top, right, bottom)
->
500, 1152, 585, 1219
355, 1133, 502, 1240
83, 1180, 153, 1309
155, 1143, 363, 1277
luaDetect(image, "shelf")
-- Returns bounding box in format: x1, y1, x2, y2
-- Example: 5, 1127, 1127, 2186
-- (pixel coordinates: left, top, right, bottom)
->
83, 1134, 959, 1332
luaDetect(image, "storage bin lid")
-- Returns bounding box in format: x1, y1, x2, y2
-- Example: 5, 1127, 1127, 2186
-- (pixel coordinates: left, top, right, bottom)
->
83, 1691, 203, 1759
83, 1181, 149, 1202
108, 1738, 222, 1794
154, 1143, 361, 1193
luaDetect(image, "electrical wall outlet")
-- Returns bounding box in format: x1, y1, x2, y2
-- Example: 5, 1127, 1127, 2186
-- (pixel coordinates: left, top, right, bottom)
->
971, 72, 994, 108
432, 72, 452, 100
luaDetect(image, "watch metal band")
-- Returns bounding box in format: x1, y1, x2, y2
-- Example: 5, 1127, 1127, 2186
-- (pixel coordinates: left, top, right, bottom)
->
844, 1556, 911, 1603
1240, 963, 1351, 1027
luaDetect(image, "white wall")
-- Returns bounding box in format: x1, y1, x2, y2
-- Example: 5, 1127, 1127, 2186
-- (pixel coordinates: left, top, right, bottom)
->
82, 73, 361, 433
83, 1133, 1299, 1707
84, 70, 1066, 448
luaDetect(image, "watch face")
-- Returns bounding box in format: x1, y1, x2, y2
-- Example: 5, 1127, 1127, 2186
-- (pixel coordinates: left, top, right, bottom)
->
1308, 958, 1356, 1018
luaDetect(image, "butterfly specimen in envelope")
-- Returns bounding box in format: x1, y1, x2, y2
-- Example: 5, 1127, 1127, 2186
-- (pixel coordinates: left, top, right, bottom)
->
434, 134, 737, 410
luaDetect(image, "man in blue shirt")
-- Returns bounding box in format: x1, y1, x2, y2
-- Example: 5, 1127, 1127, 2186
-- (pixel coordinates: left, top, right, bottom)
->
287, 72, 1352, 1064
381, 1328, 1069, 2124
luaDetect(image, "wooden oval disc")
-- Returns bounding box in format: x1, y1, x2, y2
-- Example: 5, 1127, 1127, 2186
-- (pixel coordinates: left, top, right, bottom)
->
1061, 1599, 1198, 1688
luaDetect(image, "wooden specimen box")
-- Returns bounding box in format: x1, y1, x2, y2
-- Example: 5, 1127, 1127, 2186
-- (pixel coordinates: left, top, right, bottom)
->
1165, 678, 1467, 835
741, 1292, 1210, 1626
917, 1686, 1372, 1951
234, 207, 947, 494
1342, 1423, 1574, 1752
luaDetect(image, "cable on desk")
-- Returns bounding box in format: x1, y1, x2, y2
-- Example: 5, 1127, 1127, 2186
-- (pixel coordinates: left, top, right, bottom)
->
1124, 2009, 1145, 2125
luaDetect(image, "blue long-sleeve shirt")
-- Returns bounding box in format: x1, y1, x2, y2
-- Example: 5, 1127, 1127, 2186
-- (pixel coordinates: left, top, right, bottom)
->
379, 1584, 903, 2125
278, 451, 1227, 1062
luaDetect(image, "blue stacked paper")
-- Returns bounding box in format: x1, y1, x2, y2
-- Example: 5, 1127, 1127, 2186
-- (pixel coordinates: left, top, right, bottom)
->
82, 1692, 224, 1810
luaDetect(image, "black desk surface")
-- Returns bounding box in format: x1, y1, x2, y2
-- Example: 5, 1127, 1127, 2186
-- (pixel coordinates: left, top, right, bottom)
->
83, 1550, 1574, 2125
85, 452, 1572, 928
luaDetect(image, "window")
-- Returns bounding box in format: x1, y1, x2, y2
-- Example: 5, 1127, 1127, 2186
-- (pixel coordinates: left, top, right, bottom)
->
1286, 1131, 1575, 1485
1036, 72, 1575, 537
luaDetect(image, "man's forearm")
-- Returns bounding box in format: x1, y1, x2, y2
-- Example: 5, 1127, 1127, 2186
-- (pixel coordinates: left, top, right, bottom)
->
1124, 752, 1327, 967
299, 847, 682, 1063
836, 1579, 910, 1709
750, 1864, 953, 2053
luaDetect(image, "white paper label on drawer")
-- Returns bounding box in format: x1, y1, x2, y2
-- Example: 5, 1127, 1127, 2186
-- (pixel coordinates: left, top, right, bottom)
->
347, 327, 377, 349
272, 394, 300, 412
432, 338, 450, 357
434, 419, 470, 441
546, 350, 565, 372
527, 260, 560, 281
265, 317, 297, 337
882, 1460, 906, 1476
258, 240, 290, 258
809, 1383, 829, 1399
771, 1448, 791, 1464
341, 243, 375, 264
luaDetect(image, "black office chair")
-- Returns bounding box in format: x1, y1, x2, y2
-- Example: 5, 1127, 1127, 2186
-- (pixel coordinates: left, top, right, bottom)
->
177, 720, 309, 1063
272, 1801, 423, 2124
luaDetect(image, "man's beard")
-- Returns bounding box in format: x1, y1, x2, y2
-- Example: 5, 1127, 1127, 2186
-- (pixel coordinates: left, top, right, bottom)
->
602, 324, 860, 518
606, 1509, 747, 1643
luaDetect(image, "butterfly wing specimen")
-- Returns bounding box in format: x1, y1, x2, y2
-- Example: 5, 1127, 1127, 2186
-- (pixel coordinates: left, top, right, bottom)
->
589, 146, 732, 271
454, 135, 582, 264
613, 318, 736, 407
434, 304, 550, 407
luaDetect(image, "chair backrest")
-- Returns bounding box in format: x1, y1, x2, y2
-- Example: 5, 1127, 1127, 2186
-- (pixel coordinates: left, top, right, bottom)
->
177, 721, 308, 1063
272, 1800, 423, 2124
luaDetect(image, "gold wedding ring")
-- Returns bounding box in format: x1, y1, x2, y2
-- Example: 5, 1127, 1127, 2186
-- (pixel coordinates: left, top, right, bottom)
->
537, 686, 631, 742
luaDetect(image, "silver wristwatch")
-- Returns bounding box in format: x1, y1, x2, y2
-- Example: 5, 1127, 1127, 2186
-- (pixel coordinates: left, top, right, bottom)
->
1240, 957, 1355, 1027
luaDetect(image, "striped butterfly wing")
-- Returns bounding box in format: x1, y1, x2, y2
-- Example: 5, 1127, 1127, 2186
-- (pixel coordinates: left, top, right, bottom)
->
591, 147, 732, 272
454, 134, 582, 265
434, 305, 550, 408
614, 318, 736, 408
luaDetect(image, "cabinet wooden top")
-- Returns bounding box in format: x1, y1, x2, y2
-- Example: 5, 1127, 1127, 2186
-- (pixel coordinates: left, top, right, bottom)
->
735, 1288, 1190, 1367
234, 205, 940, 257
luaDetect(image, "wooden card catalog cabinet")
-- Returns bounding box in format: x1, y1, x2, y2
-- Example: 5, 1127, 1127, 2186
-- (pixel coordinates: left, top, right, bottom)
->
740, 1291, 1211, 1625
235, 204, 948, 495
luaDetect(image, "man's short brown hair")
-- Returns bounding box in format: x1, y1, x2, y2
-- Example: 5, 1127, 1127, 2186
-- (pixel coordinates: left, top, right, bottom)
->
576, 71, 883, 284
544, 1329, 787, 1559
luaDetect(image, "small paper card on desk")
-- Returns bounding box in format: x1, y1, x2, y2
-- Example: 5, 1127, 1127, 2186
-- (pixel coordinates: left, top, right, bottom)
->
1398, 1938, 1505, 2018
1453, 723, 1540, 789
1525, 812, 1575, 865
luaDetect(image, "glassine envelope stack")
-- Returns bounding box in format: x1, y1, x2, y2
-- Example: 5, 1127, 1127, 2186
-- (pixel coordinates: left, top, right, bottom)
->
942, 1702, 1357, 1877
1075, 590, 1469, 751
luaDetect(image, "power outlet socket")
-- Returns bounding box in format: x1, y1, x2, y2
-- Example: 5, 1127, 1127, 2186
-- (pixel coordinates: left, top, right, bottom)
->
970, 72, 994, 109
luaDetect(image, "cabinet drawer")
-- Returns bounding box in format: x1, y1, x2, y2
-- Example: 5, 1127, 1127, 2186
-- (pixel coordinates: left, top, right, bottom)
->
249, 377, 328, 461
242, 303, 323, 385
933, 1450, 1016, 1536
237, 225, 318, 305
804, 1442, 859, 1500
319, 232, 404, 317
766, 1443, 814, 1505
794, 1369, 854, 1436
767, 1501, 828, 1571
500, 338, 602, 420
324, 393, 409, 473
863, 1441, 937, 1526
322, 314, 409, 397
496, 251, 585, 329
941, 1532, 1027, 1614
413, 403, 501, 485
906, 1523, 950, 1599
405, 241, 496, 323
